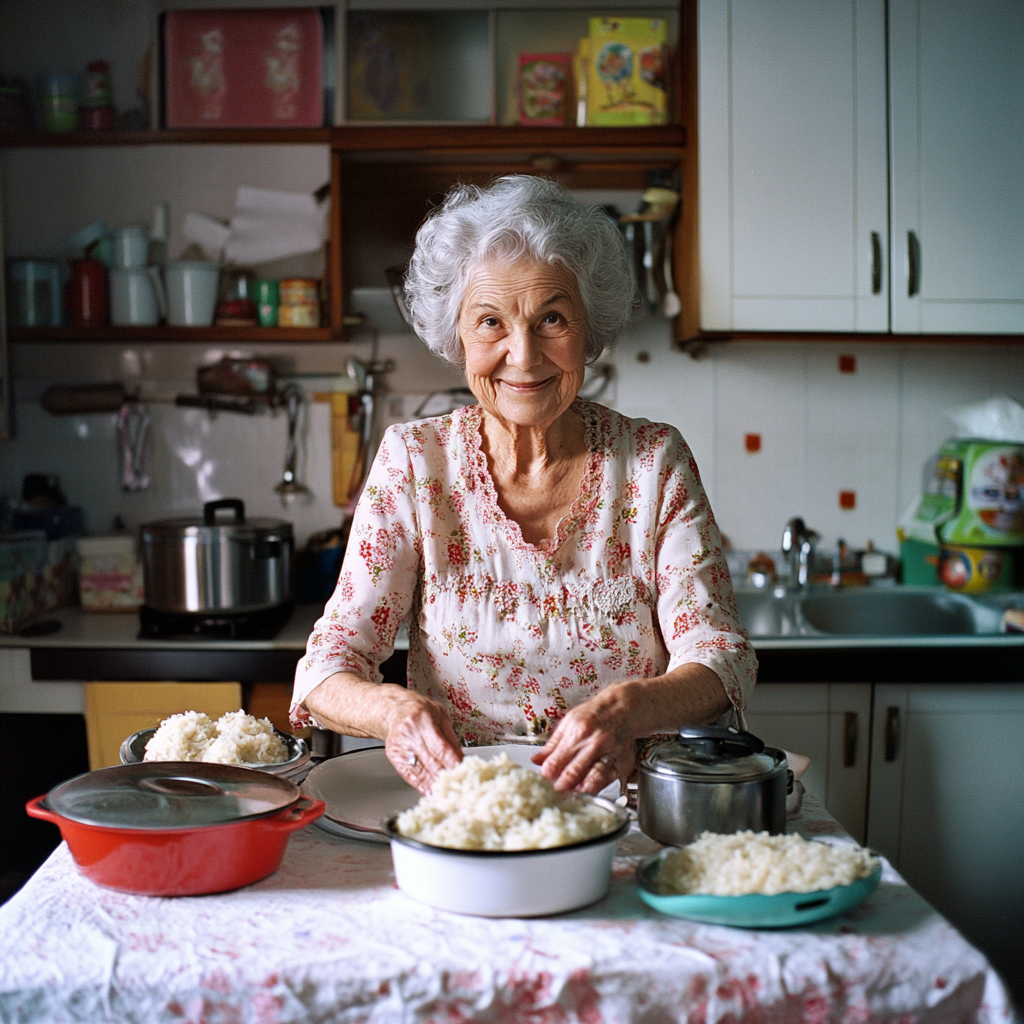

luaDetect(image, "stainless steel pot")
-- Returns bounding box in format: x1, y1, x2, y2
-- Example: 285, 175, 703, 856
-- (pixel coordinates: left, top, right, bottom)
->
637, 727, 789, 846
140, 498, 293, 614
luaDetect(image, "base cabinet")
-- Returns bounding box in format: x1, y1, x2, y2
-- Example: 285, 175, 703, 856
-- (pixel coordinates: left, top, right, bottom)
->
744, 682, 871, 843
867, 684, 1024, 1006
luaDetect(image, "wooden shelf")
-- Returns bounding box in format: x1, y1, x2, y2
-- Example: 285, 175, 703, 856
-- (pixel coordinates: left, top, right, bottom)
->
9, 325, 337, 343
1, 125, 684, 152
0, 128, 331, 147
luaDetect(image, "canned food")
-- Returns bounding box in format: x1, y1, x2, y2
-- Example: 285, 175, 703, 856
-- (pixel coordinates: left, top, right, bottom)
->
278, 303, 320, 328
279, 278, 319, 306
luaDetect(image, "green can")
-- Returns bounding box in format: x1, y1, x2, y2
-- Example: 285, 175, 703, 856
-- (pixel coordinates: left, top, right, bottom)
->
255, 279, 279, 327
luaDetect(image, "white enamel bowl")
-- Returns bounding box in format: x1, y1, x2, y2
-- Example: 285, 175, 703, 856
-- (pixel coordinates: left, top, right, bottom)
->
383, 796, 630, 918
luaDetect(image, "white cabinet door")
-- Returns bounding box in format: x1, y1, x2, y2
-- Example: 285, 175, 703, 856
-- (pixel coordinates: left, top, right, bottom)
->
699, 0, 889, 332
867, 684, 1024, 1003
889, 2, 1024, 334
744, 682, 871, 843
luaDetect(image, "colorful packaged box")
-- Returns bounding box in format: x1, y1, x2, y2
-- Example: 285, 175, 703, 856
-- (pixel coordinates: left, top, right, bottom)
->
77, 535, 144, 612
585, 17, 668, 127
518, 53, 572, 127
0, 532, 48, 633
163, 7, 326, 128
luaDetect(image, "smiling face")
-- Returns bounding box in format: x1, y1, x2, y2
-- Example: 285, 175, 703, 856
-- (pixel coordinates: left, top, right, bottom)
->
458, 258, 588, 431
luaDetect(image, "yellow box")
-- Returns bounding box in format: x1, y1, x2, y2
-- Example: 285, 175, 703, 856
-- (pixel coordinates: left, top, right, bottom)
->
586, 17, 668, 126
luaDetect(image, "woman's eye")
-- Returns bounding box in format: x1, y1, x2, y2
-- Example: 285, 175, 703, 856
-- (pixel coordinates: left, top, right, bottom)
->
482, 317, 501, 328
541, 313, 563, 326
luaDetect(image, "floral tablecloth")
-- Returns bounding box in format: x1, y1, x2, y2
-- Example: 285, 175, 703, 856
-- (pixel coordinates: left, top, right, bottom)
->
0, 795, 1016, 1024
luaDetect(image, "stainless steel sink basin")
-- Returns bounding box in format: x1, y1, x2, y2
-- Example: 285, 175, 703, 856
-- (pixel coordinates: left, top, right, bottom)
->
735, 586, 1007, 638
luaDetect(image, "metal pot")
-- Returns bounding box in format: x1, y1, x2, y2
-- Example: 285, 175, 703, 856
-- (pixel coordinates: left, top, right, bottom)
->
637, 727, 790, 847
26, 762, 325, 895
140, 498, 293, 614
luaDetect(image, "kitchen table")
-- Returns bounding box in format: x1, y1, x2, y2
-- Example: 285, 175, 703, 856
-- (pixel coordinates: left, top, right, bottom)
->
0, 794, 1015, 1024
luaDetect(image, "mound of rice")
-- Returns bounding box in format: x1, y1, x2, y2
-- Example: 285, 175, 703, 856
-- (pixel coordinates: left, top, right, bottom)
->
395, 753, 618, 851
659, 830, 879, 896
143, 710, 289, 765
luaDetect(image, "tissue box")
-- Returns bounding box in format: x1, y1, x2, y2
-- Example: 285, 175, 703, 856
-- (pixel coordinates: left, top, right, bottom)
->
163, 7, 327, 128
77, 535, 144, 612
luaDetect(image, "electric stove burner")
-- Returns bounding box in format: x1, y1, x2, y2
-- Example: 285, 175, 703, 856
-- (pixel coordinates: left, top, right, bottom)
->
138, 602, 294, 641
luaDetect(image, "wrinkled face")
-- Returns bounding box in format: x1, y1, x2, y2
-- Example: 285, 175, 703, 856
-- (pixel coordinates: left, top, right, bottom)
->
458, 258, 587, 430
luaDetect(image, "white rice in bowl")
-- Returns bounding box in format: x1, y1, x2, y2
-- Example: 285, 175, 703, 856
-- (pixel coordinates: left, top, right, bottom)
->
395, 753, 619, 851
659, 830, 880, 896
143, 710, 289, 765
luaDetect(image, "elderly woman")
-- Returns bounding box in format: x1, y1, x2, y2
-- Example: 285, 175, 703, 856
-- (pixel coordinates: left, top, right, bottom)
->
291, 175, 757, 795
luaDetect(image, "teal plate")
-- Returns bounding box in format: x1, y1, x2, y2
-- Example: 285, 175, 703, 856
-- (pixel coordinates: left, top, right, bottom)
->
637, 848, 882, 928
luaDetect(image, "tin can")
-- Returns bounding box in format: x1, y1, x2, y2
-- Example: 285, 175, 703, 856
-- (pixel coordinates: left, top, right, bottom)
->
278, 303, 320, 328
255, 279, 279, 327
279, 278, 319, 306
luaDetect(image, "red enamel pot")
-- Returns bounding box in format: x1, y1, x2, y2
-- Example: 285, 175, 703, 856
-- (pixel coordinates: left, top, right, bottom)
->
27, 762, 325, 896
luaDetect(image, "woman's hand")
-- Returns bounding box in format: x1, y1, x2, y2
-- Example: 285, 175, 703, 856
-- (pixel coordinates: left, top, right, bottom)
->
530, 685, 638, 794
384, 690, 463, 794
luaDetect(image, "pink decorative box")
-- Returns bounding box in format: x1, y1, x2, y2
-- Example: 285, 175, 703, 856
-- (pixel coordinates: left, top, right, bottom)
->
163, 7, 325, 128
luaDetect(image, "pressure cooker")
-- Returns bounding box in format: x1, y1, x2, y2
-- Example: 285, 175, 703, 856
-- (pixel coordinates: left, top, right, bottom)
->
637, 727, 790, 846
140, 498, 293, 614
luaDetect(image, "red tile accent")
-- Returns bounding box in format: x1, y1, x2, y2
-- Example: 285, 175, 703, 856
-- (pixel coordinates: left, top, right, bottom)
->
839, 490, 856, 509
744, 433, 761, 453
838, 354, 856, 374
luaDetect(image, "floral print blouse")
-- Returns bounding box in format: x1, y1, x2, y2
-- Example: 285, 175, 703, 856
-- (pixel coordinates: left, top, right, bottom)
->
291, 400, 757, 744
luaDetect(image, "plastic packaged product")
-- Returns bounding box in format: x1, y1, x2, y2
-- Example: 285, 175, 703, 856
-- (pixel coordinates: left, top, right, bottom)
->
77, 534, 144, 611
0, 532, 48, 633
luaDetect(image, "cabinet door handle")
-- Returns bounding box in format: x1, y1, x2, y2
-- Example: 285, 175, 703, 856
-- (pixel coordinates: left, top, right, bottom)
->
907, 230, 921, 297
842, 711, 858, 767
884, 706, 900, 762
870, 233, 882, 294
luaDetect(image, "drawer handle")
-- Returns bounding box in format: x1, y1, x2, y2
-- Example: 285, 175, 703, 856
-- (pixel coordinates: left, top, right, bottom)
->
870, 232, 882, 294
842, 711, 858, 768
884, 706, 900, 762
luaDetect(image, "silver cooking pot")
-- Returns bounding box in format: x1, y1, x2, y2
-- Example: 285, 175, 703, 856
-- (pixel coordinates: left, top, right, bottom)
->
637, 727, 790, 846
140, 499, 293, 614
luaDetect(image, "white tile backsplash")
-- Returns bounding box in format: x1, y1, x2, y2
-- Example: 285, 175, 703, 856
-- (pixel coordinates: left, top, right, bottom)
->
4, 325, 1024, 562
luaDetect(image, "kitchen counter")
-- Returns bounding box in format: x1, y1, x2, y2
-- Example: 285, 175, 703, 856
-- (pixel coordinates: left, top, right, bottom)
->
0, 794, 1013, 1024
2, 601, 1021, 687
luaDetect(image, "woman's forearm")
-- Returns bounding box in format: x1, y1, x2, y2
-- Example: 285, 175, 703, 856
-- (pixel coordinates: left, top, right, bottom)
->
597, 663, 732, 739
303, 672, 421, 739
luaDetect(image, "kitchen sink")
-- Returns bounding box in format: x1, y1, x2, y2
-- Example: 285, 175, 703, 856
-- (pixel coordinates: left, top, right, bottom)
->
735, 586, 1008, 638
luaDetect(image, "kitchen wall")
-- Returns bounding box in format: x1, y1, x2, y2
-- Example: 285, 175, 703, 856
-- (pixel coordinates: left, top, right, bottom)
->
4, 318, 1023, 560
3, 141, 1024, 561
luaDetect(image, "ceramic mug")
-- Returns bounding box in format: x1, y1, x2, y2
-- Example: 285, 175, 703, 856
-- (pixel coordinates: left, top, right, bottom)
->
112, 225, 150, 270
165, 261, 221, 326
110, 266, 166, 326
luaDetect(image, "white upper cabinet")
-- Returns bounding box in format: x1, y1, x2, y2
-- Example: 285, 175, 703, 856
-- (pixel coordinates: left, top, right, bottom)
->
889, 1, 1024, 334
699, 0, 889, 333
699, 0, 1024, 336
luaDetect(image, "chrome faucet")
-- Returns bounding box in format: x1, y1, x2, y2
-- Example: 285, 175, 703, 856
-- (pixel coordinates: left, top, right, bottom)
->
781, 517, 820, 589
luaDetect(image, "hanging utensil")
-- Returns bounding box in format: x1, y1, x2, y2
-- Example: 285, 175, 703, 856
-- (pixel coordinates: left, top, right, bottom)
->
117, 401, 151, 492
274, 384, 311, 503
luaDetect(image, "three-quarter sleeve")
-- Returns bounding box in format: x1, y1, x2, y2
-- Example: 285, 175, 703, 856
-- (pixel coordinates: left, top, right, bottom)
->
290, 425, 421, 729
654, 429, 757, 712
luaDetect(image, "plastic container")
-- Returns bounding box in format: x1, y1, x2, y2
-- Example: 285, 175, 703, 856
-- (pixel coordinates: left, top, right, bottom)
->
77, 534, 144, 611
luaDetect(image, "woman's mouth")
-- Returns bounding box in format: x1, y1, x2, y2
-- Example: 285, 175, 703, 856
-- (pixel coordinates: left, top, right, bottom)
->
498, 379, 551, 393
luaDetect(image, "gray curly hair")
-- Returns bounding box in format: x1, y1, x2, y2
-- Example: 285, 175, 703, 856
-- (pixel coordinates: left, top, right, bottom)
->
403, 176, 635, 366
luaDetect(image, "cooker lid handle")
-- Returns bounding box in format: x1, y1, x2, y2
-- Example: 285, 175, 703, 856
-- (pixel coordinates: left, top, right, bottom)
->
677, 726, 766, 754
204, 498, 246, 525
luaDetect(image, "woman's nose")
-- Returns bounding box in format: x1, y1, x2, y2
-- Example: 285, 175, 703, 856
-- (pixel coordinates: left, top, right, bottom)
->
505, 325, 543, 368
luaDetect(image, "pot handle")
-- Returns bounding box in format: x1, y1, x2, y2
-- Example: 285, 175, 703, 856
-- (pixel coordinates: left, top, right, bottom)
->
25, 795, 60, 824
268, 796, 325, 833
204, 498, 245, 525
677, 726, 766, 753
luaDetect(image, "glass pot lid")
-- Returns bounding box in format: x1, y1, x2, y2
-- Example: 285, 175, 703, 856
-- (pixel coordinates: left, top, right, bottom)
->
641, 727, 784, 783
46, 762, 300, 830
